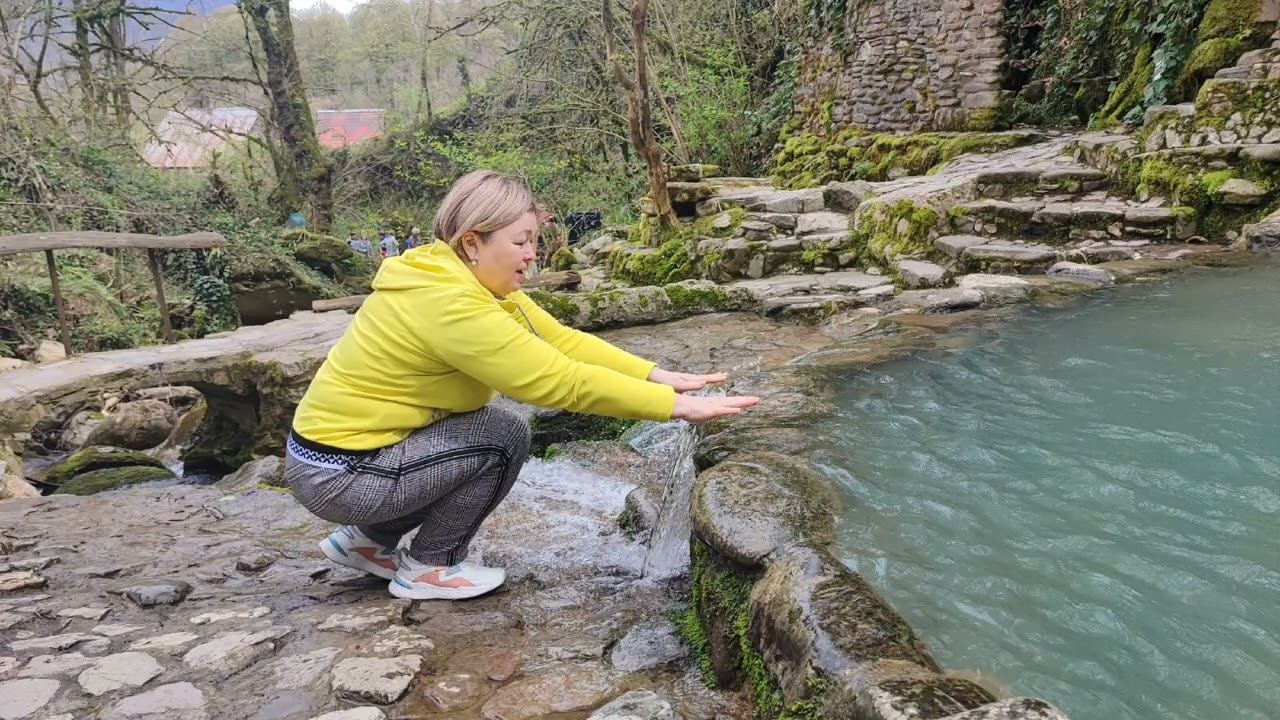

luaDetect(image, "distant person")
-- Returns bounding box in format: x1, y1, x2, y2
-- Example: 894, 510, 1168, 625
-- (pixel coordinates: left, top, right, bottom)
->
379, 231, 399, 258
348, 235, 372, 259
404, 227, 423, 250
286, 211, 306, 230
285, 170, 758, 601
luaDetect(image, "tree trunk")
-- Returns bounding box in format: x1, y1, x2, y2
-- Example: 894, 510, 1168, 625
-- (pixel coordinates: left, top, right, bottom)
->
72, 0, 96, 123
603, 0, 677, 234
240, 0, 334, 231
107, 6, 131, 127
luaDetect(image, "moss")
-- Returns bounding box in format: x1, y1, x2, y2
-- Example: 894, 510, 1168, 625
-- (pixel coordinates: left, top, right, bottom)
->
1092, 44, 1153, 127
852, 199, 940, 265
663, 284, 734, 313
617, 508, 638, 539
1202, 170, 1237, 195
525, 289, 579, 324
550, 246, 576, 271
1198, 0, 1264, 43
45, 447, 169, 486
612, 237, 697, 286
529, 412, 637, 457
772, 131, 1032, 188
1175, 38, 1247, 101
689, 208, 747, 238
252, 481, 293, 494
58, 464, 174, 495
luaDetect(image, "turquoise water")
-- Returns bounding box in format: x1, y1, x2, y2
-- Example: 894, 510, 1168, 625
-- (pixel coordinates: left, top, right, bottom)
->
816, 265, 1280, 720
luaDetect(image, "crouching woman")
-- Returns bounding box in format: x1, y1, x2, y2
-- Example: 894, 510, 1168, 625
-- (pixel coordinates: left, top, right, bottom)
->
285, 170, 758, 601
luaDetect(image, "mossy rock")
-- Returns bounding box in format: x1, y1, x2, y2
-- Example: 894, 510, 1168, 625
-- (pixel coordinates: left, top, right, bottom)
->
549, 246, 576, 271
1175, 38, 1247, 102
1197, 0, 1266, 43
530, 410, 637, 458
1092, 44, 1153, 127
45, 447, 169, 486
58, 464, 175, 495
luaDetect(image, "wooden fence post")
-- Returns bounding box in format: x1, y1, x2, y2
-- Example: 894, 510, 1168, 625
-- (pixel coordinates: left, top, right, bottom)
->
43, 250, 74, 356
146, 248, 176, 343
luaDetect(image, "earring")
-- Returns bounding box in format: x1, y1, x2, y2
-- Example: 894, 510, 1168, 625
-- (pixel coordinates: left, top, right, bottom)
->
470, 258, 479, 266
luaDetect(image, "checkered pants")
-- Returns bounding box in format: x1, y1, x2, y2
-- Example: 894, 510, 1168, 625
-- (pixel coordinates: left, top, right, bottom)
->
285, 405, 531, 565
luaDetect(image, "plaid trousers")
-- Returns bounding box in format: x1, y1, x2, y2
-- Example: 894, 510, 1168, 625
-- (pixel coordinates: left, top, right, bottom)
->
285, 405, 531, 565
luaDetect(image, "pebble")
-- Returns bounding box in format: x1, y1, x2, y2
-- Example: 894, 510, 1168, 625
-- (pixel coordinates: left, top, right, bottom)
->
0, 678, 60, 718
123, 581, 192, 607
330, 655, 422, 704
77, 651, 163, 695
112, 681, 206, 716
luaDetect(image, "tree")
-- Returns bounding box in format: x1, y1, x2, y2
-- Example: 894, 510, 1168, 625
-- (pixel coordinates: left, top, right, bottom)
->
238, 0, 334, 230
603, 0, 676, 232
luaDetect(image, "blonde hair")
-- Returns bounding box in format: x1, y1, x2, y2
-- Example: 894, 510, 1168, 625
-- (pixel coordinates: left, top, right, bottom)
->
433, 170, 536, 254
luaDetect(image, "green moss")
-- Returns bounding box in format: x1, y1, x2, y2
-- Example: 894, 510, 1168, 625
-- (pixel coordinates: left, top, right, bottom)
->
663, 284, 734, 313
1175, 38, 1247, 101
525, 289, 579, 324
851, 199, 941, 265
1092, 44, 1153, 127
529, 412, 637, 457
1202, 170, 1237, 195
612, 237, 697, 286
252, 481, 293, 494
799, 247, 833, 267
617, 508, 638, 539
689, 208, 747, 238
1198, 0, 1264, 42
772, 131, 1032, 188
550, 246, 576, 271
45, 447, 168, 486
58, 464, 174, 495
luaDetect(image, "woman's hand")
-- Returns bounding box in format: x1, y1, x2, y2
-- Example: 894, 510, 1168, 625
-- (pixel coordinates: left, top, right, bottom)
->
648, 368, 728, 393
671, 394, 759, 423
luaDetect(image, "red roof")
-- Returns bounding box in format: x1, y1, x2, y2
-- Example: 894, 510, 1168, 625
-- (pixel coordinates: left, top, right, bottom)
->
315, 109, 385, 149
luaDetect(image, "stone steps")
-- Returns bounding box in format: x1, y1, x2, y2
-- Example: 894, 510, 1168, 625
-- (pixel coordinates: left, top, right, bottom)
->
972, 165, 1109, 198
951, 197, 1195, 243
933, 234, 1167, 275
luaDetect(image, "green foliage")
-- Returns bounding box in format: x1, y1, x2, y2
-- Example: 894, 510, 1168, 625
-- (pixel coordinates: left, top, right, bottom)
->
666, 44, 757, 176
1093, 44, 1154, 127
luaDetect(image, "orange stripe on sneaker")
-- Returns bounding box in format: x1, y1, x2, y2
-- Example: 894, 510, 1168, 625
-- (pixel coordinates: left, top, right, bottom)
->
353, 547, 397, 571
411, 568, 476, 588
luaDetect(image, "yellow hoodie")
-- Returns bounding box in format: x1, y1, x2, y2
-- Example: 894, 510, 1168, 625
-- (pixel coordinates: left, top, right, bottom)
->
292, 240, 676, 450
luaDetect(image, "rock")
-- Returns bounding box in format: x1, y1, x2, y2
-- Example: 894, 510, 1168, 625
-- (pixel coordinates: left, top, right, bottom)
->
668, 164, 721, 182
823, 181, 874, 211
1216, 178, 1267, 205
858, 284, 897, 299
0, 358, 31, 375
34, 340, 65, 364
1241, 144, 1280, 163
330, 655, 422, 704
939, 697, 1070, 719
267, 647, 339, 689
815, 271, 883, 292
18, 652, 95, 677
897, 260, 946, 289
93, 624, 148, 638
60, 410, 105, 450
56, 607, 109, 620
0, 571, 46, 592
480, 664, 622, 720
307, 710, 386, 720
317, 601, 408, 634
956, 274, 1034, 304
112, 681, 205, 717
586, 690, 678, 720
128, 633, 200, 654
86, 400, 177, 450
609, 619, 686, 672
77, 652, 163, 695
0, 445, 39, 502
444, 646, 520, 682
367, 625, 434, 657
181, 626, 292, 680
623, 487, 658, 537
422, 673, 486, 711
123, 581, 191, 607
414, 611, 517, 637
188, 606, 271, 625
1071, 245, 1136, 262
215, 456, 285, 492
795, 212, 849, 236
0, 678, 60, 719
708, 212, 735, 230
933, 235, 987, 259
1047, 261, 1115, 284
961, 243, 1057, 268
0, 613, 22, 630
234, 553, 277, 572
45, 448, 173, 495
9, 633, 104, 653
0, 656, 18, 676
894, 288, 984, 313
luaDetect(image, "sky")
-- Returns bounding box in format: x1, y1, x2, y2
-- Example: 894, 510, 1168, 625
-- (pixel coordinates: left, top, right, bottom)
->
291, 0, 364, 13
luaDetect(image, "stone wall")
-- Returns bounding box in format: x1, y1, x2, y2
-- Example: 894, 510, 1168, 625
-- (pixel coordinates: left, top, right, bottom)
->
791, 0, 1006, 134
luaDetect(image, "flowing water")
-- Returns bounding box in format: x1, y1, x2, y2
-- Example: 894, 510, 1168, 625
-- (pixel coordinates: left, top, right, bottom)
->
633, 420, 698, 580
815, 265, 1280, 720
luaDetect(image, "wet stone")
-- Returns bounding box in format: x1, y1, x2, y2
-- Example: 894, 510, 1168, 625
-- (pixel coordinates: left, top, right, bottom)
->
93, 624, 149, 638
181, 626, 291, 679
235, 552, 277, 572
112, 681, 206, 717
480, 664, 622, 720
445, 646, 520, 682
609, 619, 686, 672
189, 606, 270, 625
78, 652, 163, 695
18, 652, 95, 677
129, 632, 200, 654
56, 607, 109, 620
367, 626, 433, 657
316, 601, 408, 634
422, 672, 486, 711
307, 709, 386, 720
587, 690, 678, 720
330, 655, 422, 704
268, 647, 339, 690
10, 633, 105, 654
414, 611, 517, 637
123, 581, 191, 607
0, 678, 60, 718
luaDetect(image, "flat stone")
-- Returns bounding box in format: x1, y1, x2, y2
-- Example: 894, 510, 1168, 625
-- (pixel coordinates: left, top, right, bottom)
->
751, 212, 797, 230
93, 624, 149, 638
181, 626, 291, 679
112, 681, 205, 717
10, 633, 105, 653
307, 709, 386, 720
858, 284, 897, 299
0, 571, 46, 592
609, 619, 686, 672
414, 611, 517, 637
318, 601, 408, 634
422, 672, 486, 711
368, 626, 433, 657
188, 606, 271, 625
78, 652, 163, 696
0, 558, 57, 573
749, 188, 825, 214
766, 237, 801, 252
1241, 144, 1280, 163
56, 607, 109, 620
1048, 262, 1115, 284
0, 613, 22, 630
330, 655, 422, 704
444, 646, 520, 682
129, 633, 200, 654
0, 678, 60, 718
268, 647, 339, 690
480, 664, 622, 720
0, 656, 18, 676
956, 274, 1034, 303
962, 244, 1057, 264
234, 553, 277, 572
1072, 245, 1136, 262
973, 168, 1040, 185
795, 211, 849, 236
815, 271, 883, 292
897, 260, 946, 289
1217, 178, 1267, 205
823, 180, 874, 211
1123, 207, 1175, 226
934, 235, 987, 258
895, 288, 984, 313
122, 582, 191, 607
18, 652, 95, 677
586, 690, 678, 720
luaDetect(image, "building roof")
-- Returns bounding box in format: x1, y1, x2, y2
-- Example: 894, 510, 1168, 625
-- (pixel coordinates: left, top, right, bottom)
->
315, 109, 385, 149
142, 107, 260, 169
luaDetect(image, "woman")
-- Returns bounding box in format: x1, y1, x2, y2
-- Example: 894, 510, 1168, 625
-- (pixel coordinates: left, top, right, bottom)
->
286, 170, 758, 601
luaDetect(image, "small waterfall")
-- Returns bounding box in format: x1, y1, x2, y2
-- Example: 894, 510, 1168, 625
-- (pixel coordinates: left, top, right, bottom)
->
637, 421, 698, 579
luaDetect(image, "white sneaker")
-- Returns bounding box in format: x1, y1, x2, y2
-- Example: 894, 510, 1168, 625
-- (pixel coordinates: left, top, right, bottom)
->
319, 526, 399, 580
388, 556, 505, 600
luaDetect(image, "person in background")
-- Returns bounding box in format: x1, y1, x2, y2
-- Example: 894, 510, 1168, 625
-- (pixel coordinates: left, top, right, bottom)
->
379, 230, 399, 258
285, 170, 758, 601
404, 227, 423, 250
348, 234, 373, 259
